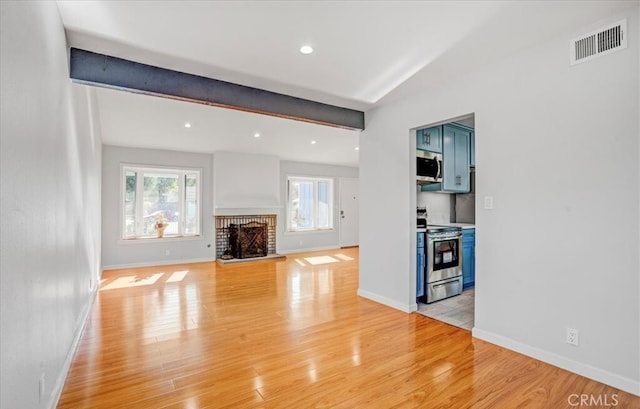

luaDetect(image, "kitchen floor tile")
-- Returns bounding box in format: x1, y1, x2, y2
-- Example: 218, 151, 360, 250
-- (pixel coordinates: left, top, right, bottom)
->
417, 288, 474, 330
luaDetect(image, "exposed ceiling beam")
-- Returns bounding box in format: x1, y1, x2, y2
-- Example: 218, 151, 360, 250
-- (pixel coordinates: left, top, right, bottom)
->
69, 48, 364, 131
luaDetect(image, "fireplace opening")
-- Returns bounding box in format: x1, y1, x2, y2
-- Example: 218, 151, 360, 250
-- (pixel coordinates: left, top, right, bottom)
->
229, 221, 267, 259
215, 215, 277, 261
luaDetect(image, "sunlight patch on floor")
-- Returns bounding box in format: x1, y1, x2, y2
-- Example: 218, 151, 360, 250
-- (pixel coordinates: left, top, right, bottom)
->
334, 253, 354, 261
101, 273, 163, 290
166, 270, 189, 283
304, 256, 339, 265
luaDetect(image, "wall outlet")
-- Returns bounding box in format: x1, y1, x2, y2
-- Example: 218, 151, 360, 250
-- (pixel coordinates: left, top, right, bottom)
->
566, 327, 579, 346
165, 249, 170, 256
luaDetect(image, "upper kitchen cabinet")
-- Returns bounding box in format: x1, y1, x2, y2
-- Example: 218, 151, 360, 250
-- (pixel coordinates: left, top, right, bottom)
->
416, 126, 442, 153
442, 124, 471, 193
469, 130, 475, 167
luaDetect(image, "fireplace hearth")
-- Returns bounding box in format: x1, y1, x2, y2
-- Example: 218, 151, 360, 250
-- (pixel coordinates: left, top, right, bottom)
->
215, 215, 277, 261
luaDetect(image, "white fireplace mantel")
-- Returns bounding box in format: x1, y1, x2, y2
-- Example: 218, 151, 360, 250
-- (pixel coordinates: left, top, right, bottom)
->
213, 206, 283, 217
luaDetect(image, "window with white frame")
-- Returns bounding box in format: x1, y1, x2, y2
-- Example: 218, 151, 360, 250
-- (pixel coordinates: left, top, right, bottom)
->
122, 165, 201, 239
287, 176, 334, 232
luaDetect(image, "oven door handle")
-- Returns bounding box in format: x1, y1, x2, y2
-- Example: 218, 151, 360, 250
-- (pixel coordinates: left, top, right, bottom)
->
433, 279, 460, 288
428, 235, 461, 242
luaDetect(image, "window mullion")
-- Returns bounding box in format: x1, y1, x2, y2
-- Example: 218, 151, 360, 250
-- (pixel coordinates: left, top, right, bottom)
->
196, 173, 201, 235
313, 180, 318, 229
178, 173, 185, 235
287, 179, 292, 231
136, 171, 144, 236
122, 167, 127, 238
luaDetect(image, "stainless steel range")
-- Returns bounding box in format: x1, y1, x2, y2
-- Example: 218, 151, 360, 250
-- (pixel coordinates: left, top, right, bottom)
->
423, 225, 463, 303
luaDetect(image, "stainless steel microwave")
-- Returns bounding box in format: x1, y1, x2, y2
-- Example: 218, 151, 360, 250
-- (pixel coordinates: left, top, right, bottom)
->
417, 150, 442, 184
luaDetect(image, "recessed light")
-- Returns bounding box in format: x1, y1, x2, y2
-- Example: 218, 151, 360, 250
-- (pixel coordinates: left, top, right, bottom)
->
184, 122, 192, 128
310, 140, 317, 145
355, 147, 360, 151
254, 132, 261, 138
300, 45, 314, 55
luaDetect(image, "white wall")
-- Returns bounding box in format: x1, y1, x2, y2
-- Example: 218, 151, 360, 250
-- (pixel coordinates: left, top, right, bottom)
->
0, 2, 103, 408
279, 160, 358, 253
102, 148, 356, 265
102, 146, 215, 268
360, 6, 639, 395
213, 151, 280, 213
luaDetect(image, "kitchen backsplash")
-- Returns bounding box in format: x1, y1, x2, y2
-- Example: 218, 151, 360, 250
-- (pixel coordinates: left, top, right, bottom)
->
417, 190, 454, 224
417, 189, 475, 224
455, 193, 475, 223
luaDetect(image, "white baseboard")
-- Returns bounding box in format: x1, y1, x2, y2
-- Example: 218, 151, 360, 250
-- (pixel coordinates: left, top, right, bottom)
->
49, 286, 98, 409
472, 327, 640, 397
103, 257, 216, 270
357, 288, 413, 313
277, 246, 339, 255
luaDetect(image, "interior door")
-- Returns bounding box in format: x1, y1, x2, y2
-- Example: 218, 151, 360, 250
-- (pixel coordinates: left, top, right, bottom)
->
339, 178, 359, 247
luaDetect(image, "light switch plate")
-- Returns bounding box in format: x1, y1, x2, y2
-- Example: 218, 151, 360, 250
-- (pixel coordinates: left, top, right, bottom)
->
484, 196, 494, 210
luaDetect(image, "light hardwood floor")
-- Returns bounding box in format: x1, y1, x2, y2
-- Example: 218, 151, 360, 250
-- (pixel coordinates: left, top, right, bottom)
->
57, 248, 639, 408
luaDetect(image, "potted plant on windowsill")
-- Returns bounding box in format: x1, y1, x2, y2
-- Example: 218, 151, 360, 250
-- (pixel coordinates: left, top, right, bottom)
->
155, 213, 169, 238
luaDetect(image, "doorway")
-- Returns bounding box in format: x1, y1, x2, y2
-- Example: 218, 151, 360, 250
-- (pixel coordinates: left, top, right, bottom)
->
339, 178, 359, 247
415, 113, 475, 330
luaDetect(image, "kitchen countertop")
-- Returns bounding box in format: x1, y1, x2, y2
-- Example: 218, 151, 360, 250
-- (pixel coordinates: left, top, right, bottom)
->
417, 223, 475, 233
432, 222, 475, 230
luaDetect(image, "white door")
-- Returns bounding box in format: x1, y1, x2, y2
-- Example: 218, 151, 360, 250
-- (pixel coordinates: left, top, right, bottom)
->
339, 178, 359, 247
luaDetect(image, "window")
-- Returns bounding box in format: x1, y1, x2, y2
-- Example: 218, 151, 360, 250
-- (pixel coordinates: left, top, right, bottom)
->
122, 165, 201, 239
287, 176, 333, 232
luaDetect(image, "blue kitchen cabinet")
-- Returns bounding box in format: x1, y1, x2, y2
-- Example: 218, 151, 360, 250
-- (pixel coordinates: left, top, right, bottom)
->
420, 182, 442, 192
469, 130, 475, 167
417, 232, 425, 298
416, 126, 442, 153
442, 124, 470, 193
462, 228, 475, 289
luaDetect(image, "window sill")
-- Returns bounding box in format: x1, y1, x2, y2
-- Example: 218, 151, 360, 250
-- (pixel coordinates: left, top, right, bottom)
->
118, 235, 203, 245
284, 229, 335, 236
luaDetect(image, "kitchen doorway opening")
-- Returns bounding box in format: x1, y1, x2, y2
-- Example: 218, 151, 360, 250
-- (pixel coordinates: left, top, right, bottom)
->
413, 112, 476, 331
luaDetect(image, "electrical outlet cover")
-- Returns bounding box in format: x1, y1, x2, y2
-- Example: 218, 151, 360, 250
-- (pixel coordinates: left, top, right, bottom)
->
566, 328, 579, 346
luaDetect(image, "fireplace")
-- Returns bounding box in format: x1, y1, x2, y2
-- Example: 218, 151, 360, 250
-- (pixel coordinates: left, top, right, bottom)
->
229, 221, 267, 259
215, 215, 277, 260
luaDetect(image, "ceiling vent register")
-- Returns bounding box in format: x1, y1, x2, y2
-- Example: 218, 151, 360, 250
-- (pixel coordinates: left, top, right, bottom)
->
570, 19, 627, 65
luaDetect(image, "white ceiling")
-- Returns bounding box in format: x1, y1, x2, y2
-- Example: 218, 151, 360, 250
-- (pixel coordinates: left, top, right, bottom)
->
56, 1, 635, 166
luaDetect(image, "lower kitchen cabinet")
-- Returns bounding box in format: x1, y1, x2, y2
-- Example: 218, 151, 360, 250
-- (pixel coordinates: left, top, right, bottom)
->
462, 228, 475, 289
417, 232, 425, 298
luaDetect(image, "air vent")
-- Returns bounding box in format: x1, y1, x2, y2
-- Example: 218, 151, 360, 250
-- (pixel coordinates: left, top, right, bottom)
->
570, 19, 627, 66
